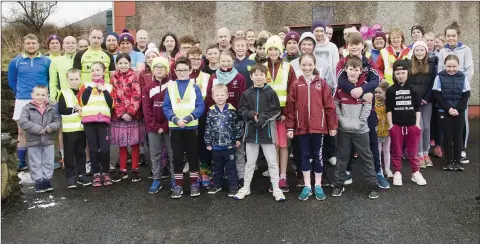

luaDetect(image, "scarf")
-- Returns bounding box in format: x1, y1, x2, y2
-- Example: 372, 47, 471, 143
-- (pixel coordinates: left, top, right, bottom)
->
215, 67, 238, 86
92, 78, 105, 85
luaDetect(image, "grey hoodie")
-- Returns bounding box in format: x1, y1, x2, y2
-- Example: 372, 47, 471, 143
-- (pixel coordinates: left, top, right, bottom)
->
437, 43, 474, 82
290, 32, 336, 93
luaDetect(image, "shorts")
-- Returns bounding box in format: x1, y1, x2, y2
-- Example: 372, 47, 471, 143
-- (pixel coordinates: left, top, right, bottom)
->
13, 99, 32, 121
276, 120, 288, 148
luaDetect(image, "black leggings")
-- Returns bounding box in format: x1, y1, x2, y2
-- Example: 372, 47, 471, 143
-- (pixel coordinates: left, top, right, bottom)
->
63, 131, 87, 178
439, 110, 465, 162
84, 122, 110, 174
171, 129, 199, 173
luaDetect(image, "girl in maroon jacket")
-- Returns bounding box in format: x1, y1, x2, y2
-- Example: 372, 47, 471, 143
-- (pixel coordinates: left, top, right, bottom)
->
110, 53, 146, 183
142, 57, 174, 193
286, 53, 338, 201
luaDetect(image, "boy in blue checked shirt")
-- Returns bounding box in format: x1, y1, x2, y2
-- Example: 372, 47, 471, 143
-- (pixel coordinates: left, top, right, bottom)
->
205, 84, 243, 197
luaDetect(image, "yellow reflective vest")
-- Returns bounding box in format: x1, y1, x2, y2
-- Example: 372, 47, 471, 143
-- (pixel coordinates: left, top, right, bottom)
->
379, 47, 410, 85
167, 81, 198, 127
60, 88, 83, 132
81, 82, 113, 122
191, 72, 210, 99
265, 61, 290, 107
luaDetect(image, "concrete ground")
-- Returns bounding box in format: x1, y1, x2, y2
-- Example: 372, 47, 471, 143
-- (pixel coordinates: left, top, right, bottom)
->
2, 120, 479, 244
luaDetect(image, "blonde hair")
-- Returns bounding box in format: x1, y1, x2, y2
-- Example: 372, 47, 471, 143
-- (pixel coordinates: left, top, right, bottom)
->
212, 84, 228, 95
411, 41, 429, 75
424, 32, 435, 39
23, 34, 38, 42
388, 28, 405, 46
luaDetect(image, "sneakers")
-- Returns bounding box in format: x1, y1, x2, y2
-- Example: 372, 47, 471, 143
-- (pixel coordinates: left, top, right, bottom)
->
434, 146, 443, 158
344, 171, 353, 185
279, 179, 289, 192
228, 189, 238, 197
460, 151, 469, 164
298, 186, 313, 201
268, 184, 273, 193
35, 180, 45, 193
377, 173, 390, 189
208, 187, 222, 194
43, 179, 54, 192
171, 185, 183, 199
190, 184, 200, 197
453, 160, 464, 171
77, 175, 92, 186
183, 163, 189, 173
262, 170, 270, 177
411, 171, 427, 185
112, 170, 128, 183
103, 174, 113, 186
385, 169, 394, 178
273, 189, 286, 201
314, 185, 326, 200
418, 156, 426, 168
86, 161, 92, 174
108, 167, 116, 173
368, 186, 380, 199
92, 173, 102, 187
54, 161, 62, 170
332, 186, 345, 197
131, 170, 141, 182
170, 178, 176, 191
17, 161, 28, 171
443, 161, 454, 171
148, 180, 163, 194
328, 157, 337, 166
67, 177, 77, 189
200, 171, 210, 187
393, 171, 402, 186
296, 178, 305, 188
424, 155, 433, 167
234, 187, 251, 200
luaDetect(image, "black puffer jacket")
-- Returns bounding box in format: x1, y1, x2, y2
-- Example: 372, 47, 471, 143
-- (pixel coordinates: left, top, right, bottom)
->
408, 56, 438, 102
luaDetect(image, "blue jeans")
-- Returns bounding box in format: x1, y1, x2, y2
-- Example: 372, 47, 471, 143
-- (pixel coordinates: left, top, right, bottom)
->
212, 148, 238, 191
298, 134, 324, 173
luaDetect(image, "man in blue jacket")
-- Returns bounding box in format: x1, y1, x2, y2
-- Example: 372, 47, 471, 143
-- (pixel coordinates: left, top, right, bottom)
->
8, 33, 51, 171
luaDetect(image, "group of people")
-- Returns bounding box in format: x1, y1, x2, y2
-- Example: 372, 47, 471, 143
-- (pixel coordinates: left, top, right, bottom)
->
8, 18, 473, 201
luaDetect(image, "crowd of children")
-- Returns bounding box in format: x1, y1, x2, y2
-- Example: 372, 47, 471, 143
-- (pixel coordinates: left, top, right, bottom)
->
9, 20, 474, 201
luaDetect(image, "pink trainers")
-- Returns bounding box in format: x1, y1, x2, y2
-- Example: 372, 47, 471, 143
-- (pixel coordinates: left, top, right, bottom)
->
424, 155, 433, 167
279, 179, 289, 192
103, 174, 113, 186
92, 173, 102, 187
418, 156, 426, 168
434, 146, 443, 158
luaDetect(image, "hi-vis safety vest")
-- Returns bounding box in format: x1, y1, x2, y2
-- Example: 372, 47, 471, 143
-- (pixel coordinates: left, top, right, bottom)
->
81, 82, 113, 119
60, 89, 83, 132
168, 81, 198, 128
191, 72, 210, 99
380, 48, 409, 85
265, 61, 290, 107
342, 49, 371, 59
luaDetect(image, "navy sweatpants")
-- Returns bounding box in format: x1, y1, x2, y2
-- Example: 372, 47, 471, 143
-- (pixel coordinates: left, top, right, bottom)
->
212, 148, 238, 191
299, 134, 324, 173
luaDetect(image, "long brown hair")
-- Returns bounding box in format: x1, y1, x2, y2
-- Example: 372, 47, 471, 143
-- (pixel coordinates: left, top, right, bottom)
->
410, 47, 429, 75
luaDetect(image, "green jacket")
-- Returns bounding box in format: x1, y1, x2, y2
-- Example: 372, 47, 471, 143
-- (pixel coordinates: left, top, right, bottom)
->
49, 53, 75, 100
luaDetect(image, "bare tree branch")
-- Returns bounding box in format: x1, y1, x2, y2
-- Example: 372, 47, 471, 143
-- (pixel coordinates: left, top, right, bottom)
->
4, 1, 57, 33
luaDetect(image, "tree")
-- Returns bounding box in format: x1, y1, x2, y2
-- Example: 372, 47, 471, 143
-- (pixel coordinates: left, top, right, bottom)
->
2, 1, 58, 34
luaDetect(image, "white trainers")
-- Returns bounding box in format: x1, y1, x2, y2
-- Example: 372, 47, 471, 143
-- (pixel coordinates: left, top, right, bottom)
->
411, 171, 427, 186
385, 169, 394, 178
262, 170, 270, 177
393, 171, 402, 186
183, 163, 189, 173
328, 157, 337, 166
344, 171, 353, 185
234, 187, 251, 200
273, 189, 286, 201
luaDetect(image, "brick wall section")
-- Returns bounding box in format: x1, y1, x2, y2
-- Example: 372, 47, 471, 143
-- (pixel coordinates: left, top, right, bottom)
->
114, 1, 136, 39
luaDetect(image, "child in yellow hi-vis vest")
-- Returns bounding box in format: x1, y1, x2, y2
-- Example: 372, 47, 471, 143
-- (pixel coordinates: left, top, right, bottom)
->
57, 68, 90, 188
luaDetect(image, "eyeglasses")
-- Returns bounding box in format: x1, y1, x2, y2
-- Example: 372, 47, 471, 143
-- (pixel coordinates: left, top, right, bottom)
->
176, 69, 190, 73
189, 58, 202, 62
154, 66, 166, 70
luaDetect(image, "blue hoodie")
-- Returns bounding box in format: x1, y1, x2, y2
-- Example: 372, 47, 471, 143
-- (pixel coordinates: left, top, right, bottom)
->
8, 53, 51, 99
163, 79, 205, 130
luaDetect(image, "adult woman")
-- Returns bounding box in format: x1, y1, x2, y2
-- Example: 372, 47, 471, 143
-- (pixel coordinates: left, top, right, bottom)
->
371, 31, 386, 63
159, 32, 181, 66
376, 28, 410, 85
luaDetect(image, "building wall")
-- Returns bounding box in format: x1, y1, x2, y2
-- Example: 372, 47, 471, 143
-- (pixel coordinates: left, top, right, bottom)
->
117, 1, 480, 105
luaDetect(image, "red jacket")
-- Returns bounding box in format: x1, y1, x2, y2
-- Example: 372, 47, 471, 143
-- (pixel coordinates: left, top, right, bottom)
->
139, 65, 153, 88
204, 71, 247, 112
142, 77, 170, 133
375, 45, 410, 79
286, 75, 337, 135
111, 69, 142, 121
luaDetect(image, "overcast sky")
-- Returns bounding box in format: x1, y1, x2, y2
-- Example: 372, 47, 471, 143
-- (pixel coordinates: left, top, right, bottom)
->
2, 2, 112, 26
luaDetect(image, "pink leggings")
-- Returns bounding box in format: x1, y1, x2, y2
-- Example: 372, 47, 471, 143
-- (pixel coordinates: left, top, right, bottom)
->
378, 136, 391, 172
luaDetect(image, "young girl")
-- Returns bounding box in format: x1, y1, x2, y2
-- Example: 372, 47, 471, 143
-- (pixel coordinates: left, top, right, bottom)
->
139, 47, 160, 88
433, 54, 470, 171
202, 44, 220, 75
434, 34, 445, 57
205, 50, 247, 185
386, 59, 426, 186
437, 22, 474, 164
110, 53, 146, 183
375, 81, 392, 177
286, 53, 337, 201
408, 41, 438, 168
376, 28, 410, 85
80, 62, 114, 187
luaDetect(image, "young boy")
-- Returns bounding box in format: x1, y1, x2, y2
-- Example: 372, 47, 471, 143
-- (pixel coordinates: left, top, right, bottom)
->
19, 85, 61, 193
234, 37, 256, 88
57, 68, 90, 188
333, 57, 380, 199
235, 64, 286, 202
143, 57, 175, 194
163, 57, 205, 199
205, 84, 243, 197
249, 38, 267, 64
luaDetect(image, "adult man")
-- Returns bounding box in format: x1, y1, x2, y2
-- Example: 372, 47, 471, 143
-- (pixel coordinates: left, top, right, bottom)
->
8, 34, 51, 170
245, 29, 256, 55
116, 29, 145, 72
282, 31, 300, 63
73, 28, 115, 84
217, 27, 233, 52
133, 29, 149, 54
49, 36, 77, 102
235, 29, 245, 38
312, 20, 339, 78
77, 38, 89, 51
104, 31, 119, 56
47, 34, 62, 61
326, 25, 334, 42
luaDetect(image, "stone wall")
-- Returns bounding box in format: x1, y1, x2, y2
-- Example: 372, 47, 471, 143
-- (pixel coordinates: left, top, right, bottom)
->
126, 1, 479, 104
